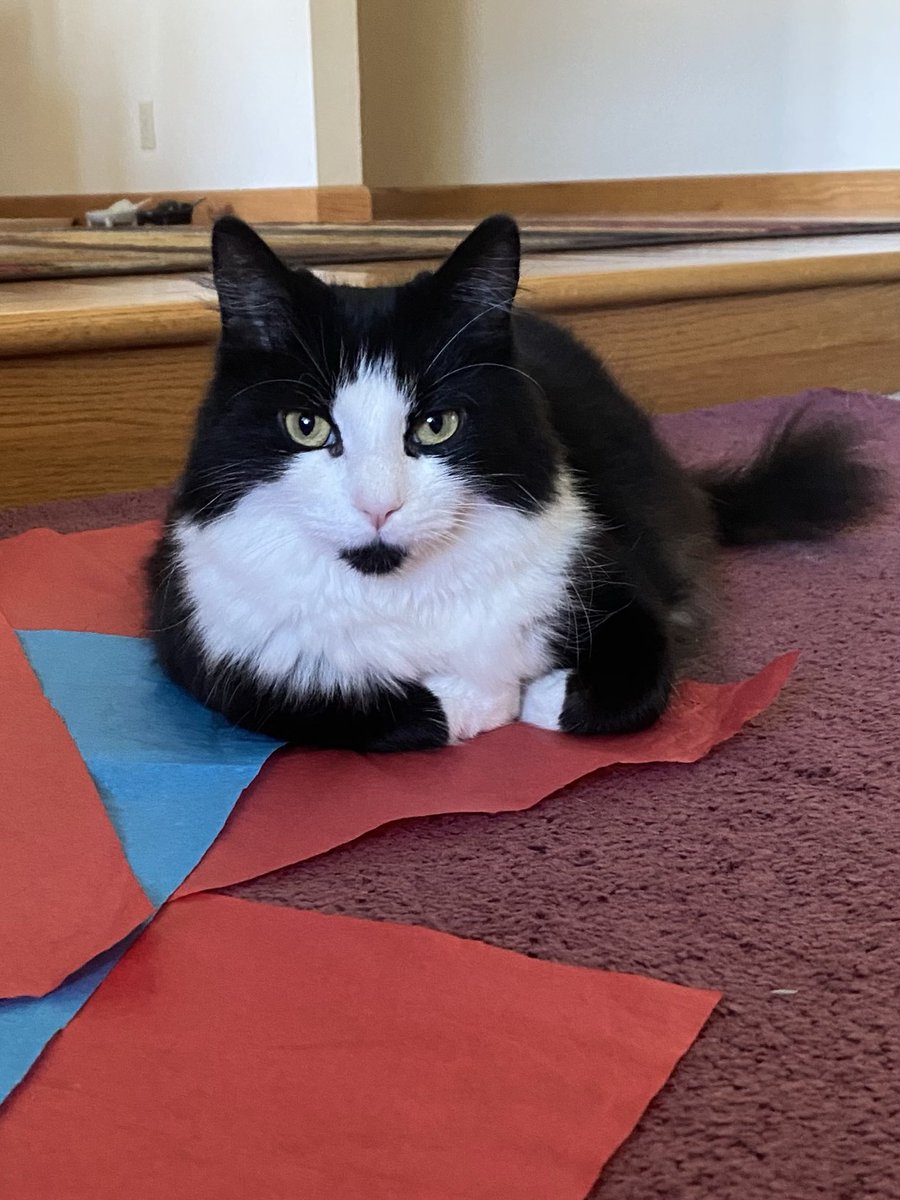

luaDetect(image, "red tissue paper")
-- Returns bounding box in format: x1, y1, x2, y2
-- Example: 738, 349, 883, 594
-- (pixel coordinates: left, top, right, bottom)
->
179, 652, 797, 895
0, 614, 151, 997
0, 894, 721, 1200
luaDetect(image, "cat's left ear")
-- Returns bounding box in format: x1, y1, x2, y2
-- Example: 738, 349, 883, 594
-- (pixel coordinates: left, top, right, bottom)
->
212, 217, 326, 351
429, 214, 521, 322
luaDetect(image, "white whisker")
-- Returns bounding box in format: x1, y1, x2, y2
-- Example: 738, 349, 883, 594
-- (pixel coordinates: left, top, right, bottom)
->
423, 303, 512, 376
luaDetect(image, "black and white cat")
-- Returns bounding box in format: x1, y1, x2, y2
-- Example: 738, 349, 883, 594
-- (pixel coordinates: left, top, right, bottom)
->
148, 215, 881, 751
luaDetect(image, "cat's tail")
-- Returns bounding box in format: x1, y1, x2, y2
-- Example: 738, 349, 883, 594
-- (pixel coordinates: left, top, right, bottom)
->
695, 412, 886, 546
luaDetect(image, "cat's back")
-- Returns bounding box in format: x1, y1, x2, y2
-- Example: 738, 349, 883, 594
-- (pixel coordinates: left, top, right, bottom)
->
512, 309, 710, 535
512, 310, 666, 471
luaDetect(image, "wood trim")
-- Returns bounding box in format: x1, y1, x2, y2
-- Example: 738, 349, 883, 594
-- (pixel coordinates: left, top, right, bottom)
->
518, 243, 900, 311
7, 233, 900, 359
370, 170, 900, 220
319, 235, 900, 312
0, 186, 373, 226
0, 289, 220, 358
3, 278, 899, 506
0, 218, 74, 231
313, 186, 373, 222
560, 279, 900, 413
0, 343, 213, 506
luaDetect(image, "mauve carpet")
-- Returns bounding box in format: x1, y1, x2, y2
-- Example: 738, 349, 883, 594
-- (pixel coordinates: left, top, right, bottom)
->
2, 389, 897, 1199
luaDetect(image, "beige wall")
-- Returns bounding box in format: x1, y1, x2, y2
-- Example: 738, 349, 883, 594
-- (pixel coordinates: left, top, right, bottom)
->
6, 1, 898, 199
310, 0, 363, 187
0, 0, 362, 196
359, 0, 900, 186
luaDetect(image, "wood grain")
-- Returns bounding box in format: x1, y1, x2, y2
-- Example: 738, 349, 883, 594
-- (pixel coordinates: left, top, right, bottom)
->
3, 235, 900, 506
0, 277, 218, 356
4, 170, 899, 229
6, 234, 900, 358
561, 280, 900, 412
0, 343, 213, 506
371, 170, 900, 220
0, 218, 74, 231
314, 187, 374, 222
330, 233, 900, 310
0, 187, 373, 225
4, 171, 900, 227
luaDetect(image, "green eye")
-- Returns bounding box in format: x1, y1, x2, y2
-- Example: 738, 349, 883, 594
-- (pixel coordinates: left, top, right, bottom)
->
283, 411, 333, 450
412, 410, 461, 447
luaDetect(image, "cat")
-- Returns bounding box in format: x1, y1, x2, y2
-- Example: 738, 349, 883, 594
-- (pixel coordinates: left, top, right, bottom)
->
147, 214, 882, 752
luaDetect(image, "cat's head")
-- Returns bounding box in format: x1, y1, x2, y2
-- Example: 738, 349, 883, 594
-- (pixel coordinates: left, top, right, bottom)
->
178, 215, 559, 575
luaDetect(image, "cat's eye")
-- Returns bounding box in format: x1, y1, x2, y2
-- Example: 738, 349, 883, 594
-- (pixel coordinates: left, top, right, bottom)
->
412, 410, 461, 447
283, 411, 333, 450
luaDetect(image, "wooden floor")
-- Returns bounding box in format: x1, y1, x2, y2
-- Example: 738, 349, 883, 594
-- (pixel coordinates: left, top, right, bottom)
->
2, 231, 900, 506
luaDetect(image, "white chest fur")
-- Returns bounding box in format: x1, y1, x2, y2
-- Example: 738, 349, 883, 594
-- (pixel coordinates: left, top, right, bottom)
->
174, 476, 589, 737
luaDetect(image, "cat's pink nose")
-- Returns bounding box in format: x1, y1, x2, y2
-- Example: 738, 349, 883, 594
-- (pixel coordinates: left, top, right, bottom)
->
356, 502, 402, 532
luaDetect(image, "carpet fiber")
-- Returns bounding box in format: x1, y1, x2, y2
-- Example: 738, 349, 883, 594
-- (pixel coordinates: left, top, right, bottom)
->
2, 389, 897, 1199
5, 217, 900, 282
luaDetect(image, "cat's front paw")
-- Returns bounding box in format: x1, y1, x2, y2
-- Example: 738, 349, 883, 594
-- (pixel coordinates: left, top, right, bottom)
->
423, 676, 521, 743
520, 670, 569, 731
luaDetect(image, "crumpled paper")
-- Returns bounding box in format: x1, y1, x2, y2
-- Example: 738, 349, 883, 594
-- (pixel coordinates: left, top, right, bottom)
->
178, 652, 797, 896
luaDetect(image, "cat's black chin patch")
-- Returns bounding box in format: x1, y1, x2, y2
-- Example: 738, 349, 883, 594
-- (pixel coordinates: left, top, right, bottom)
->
340, 542, 408, 576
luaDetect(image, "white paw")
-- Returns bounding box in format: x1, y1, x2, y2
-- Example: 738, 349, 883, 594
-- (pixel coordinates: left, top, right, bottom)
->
424, 675, 521, 743
520, 670, 569, 731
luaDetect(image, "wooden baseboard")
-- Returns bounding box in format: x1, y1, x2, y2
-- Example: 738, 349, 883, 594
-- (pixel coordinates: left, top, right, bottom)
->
5, 172, 899, 227
0, 186, 373, 226
0, 218, 74, 231
370, 170, 900, 220
313, 187, 373, 222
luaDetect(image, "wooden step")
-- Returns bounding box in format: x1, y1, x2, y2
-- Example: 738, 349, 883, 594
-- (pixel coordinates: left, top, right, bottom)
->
2, 233, 900, 507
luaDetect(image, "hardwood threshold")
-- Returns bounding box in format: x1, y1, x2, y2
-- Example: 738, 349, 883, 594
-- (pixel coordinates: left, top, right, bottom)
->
3, 233, 900, 504
4, 233, 900, 359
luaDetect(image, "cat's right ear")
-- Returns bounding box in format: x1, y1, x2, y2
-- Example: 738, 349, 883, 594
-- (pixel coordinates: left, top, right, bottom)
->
428, 214, 521, 321
212, 217, 322, 351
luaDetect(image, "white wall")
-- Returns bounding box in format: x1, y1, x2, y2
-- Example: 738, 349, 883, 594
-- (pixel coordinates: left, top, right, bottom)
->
5, 1, 897, 197
0, 0, 320, 195
359, 0, 900, 186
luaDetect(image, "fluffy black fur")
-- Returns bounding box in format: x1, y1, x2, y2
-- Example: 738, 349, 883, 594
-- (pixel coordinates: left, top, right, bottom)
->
340, 543, 409, 576
169, 215, 557, 529
148, 215, 883, 751
698, 413, 884, 545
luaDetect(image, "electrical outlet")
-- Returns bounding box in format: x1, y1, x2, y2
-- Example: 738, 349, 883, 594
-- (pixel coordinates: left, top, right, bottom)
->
138, 101, 156, 151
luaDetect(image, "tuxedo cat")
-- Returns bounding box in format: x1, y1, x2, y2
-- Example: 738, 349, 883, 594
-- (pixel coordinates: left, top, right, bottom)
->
148, 215, 881, 751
